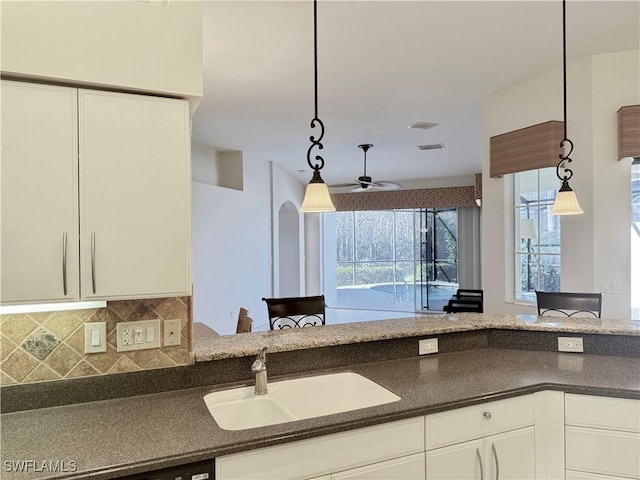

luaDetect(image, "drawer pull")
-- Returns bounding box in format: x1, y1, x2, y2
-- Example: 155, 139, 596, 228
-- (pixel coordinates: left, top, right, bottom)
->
476, 447, 484, 480
483, 411, 492, 420
492, 442, 500, 480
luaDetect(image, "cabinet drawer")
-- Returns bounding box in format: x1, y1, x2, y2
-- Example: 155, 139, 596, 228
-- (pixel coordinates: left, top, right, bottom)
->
216, 417, 424, 480
566, 426, 640, 479
425, 395, 534, 449
566, 470, 636, 480
331, 453, 425, 480
566, 394, 640, 433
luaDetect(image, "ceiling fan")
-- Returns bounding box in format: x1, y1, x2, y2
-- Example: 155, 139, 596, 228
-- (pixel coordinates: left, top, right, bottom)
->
331, 144, 403, 192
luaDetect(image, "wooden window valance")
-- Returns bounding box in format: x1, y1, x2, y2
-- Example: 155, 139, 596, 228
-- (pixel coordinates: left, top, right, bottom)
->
490, 121, 564, 177
330, 186, 476, 211
618, 105, 640, 160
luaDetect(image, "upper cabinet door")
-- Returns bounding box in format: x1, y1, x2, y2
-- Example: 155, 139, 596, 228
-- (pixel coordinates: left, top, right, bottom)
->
1, 81, 80, 304
78, 90, 191, 300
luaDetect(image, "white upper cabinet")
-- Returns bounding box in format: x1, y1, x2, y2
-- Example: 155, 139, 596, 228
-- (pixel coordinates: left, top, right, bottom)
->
1, 81, 192, 305
78, 89, 191, 300
1, 81, 80, 303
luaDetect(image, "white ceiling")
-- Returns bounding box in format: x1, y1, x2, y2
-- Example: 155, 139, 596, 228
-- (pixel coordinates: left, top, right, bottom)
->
192, 1, 639, 188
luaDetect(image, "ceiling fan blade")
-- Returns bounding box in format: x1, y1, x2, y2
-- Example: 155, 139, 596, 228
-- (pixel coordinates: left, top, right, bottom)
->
329, 182, 359, 188
373, 181, 403, 190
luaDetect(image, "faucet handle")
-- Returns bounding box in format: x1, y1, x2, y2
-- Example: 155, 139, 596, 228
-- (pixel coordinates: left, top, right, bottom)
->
251, 347, 267, 373
256, 346, 267, 363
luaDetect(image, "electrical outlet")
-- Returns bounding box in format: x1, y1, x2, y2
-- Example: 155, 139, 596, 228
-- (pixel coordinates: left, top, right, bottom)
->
558, 336, 584, 353
163, 319, 182, 347
419, 338, 438, 355
116, 320, 161, 352
122, 327, 132, 346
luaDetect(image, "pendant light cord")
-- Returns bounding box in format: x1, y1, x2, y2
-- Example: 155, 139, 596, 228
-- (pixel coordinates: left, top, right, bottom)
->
306, 0, 326, 173
557, 0, 574, 183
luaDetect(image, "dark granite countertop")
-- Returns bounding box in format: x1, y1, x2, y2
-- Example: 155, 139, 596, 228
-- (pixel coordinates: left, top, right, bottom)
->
1, 348, 639, 480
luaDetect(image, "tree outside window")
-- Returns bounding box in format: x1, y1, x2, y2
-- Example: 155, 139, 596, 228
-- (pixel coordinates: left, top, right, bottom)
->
514, 168, 561, 301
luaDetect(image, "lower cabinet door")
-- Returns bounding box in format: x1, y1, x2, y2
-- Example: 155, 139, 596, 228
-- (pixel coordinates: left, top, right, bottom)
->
485, 426, 535, 480
426, 439, 484, 480
332, 453, 425, 480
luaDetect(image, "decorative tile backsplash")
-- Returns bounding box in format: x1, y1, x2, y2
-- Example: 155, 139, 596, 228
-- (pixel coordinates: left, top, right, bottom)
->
0, 297, 192, 385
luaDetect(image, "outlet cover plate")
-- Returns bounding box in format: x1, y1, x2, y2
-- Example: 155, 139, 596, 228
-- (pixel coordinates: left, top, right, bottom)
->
558, 336, 584, 353
84, 322, 107, 354
163, 319, 182, 347
117, 320, 161, 352
419, 338, 439, 355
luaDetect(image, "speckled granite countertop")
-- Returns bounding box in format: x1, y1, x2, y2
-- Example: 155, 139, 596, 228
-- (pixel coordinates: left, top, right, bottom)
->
195, 313, 640, 361
2, 347, 639, 480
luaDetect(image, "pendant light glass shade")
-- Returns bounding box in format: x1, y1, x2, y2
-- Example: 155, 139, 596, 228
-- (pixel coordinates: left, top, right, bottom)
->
551, 180, 583, 215
300, 170, 335, 212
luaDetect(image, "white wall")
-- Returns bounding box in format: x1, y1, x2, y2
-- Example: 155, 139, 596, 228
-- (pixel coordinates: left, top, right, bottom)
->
1, 0, 202, 106
482, 50, 639, 319
192, 156, 272, 334
192, 157, 306, 334
271, 163, 308, 299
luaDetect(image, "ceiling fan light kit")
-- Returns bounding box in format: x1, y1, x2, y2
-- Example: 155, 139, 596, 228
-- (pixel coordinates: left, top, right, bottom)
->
331, 144, 403, 192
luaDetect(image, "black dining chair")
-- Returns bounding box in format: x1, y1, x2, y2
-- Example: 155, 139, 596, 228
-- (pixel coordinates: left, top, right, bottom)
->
262, 295, 326, 330
535, 291, 602, 318
443, 289, 484, 313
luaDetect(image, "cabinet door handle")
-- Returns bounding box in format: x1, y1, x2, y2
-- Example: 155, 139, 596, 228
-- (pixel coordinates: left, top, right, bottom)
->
62, 232, 68, 296
483, 411, 492, 420
91, 232, 96, 294
476, 447, 484, 480
491, 443, 499, 480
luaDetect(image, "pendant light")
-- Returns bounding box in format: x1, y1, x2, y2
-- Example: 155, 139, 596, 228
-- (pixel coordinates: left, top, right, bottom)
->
551, 0, 583, 215
300, 0, 336, 213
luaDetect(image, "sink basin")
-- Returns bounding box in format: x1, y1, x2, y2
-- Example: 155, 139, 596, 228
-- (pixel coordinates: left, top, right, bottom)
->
204, 372, 400, 430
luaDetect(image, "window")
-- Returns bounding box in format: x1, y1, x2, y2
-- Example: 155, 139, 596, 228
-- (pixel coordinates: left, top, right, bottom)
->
514, 168, 561, 302
334, 210, 416, 312
632, 160, 640, 320
324, 209, 459, 312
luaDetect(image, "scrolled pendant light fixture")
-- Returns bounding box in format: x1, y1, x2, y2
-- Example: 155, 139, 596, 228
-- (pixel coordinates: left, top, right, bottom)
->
300, 0, 336, 213
551, 0, 583, 216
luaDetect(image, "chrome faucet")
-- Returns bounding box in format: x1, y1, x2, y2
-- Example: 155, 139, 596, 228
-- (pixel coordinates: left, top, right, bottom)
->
251, 347, 268, 395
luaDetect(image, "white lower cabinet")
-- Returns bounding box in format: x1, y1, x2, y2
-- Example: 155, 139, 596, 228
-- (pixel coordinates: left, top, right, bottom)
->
565, 394, 640, 480
331, 453, 426, 480
425, 427, 535, 480
425, 395, 536, 480
216, 417, 425, 480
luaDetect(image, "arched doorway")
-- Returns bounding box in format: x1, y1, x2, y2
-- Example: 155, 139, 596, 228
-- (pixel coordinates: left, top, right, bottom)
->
278, 201, 300, 297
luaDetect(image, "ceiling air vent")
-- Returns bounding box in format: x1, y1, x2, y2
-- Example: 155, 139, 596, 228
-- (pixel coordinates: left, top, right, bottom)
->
417, 143, 445, 151
407, 122, 438, 130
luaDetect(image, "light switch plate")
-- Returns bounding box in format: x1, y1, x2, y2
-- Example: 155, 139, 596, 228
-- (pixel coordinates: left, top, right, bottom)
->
116, 320, 161, 352
84, 322, 107, 354
164, 319, 182, 347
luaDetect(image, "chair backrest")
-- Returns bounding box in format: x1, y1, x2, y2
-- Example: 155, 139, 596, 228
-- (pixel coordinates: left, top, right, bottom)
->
444, 298, 484, 313
455, 289, 483, 300
535, 291, 602, 318
236, 307, 253, 334
262, 295, 326, 330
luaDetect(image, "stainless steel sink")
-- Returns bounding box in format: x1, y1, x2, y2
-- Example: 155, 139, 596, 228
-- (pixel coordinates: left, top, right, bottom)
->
204, 372, 400, 430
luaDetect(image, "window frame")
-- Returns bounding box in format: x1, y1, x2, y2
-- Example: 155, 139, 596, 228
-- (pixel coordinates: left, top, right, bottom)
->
512, 167, 562, 303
